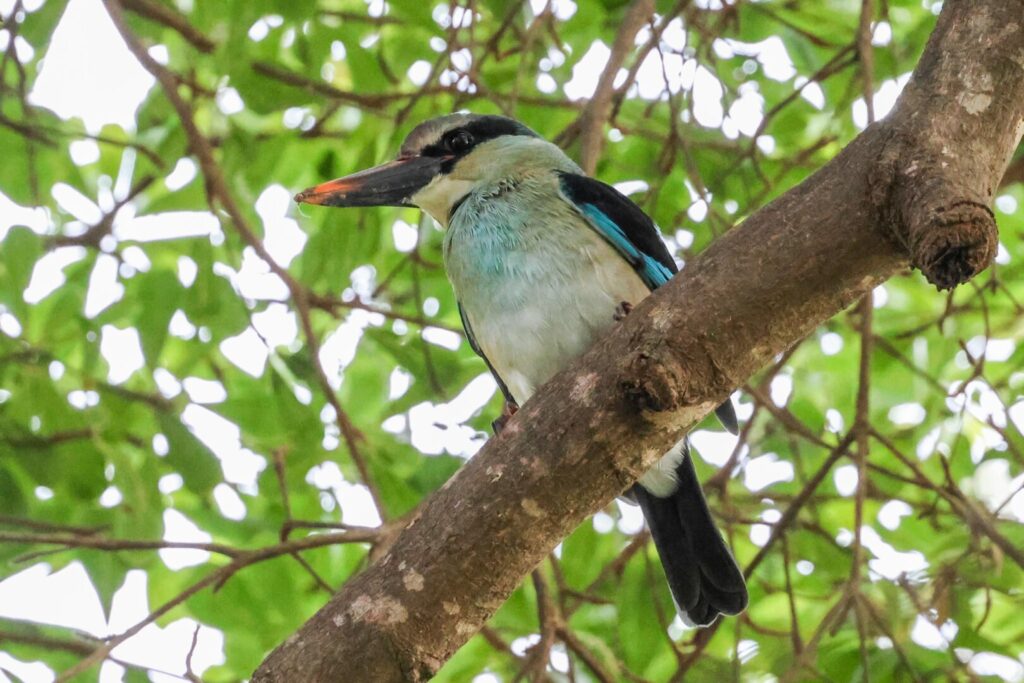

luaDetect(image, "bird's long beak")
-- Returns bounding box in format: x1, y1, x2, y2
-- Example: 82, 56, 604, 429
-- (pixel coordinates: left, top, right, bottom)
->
294, 155, 448, 208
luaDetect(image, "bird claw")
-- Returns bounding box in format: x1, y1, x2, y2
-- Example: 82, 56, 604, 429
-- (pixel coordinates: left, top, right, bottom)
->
492, 401, 519, 434
613, 301, 634, 322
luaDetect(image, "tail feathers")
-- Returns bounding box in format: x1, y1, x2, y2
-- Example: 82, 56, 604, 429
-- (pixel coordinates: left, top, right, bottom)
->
633, 445, 747, 626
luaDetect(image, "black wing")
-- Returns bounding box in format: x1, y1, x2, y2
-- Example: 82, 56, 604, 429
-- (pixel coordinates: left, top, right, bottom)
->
558, 172, 677, 281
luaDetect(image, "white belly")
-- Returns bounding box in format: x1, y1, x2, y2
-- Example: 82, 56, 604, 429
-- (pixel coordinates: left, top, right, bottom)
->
445, 188, 685, 497
463, 233, 648, 404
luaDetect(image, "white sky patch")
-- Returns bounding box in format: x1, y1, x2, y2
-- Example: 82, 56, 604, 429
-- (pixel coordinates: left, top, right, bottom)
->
256, 185, 306, 268
564, 40, 611, 101
690, 429, 740, 467
853, 73, 912, 129
23, 246, 87, 304
872, 21, 893, 46
795, 77, 826, 110
252, 302, 298, 349
52, 182, 102, 225
153, 367, 183, 398
219, 327, 269, 377
422, 326, 461, 350
67, 389, 100, 410
615, 499, 645, 535
407, 400, 487, 457
445, 373, 497, 423
969, 653, 1024, 682
692, 66, 724, 128
219, 248, 290, 300
165, 158, 197, 192
529, 0, 576, 20
877, 499, 913, 530
820, 331, 843, 355
888, 402, 927, 427
121, 245, 151, 273
860, 525, 929, 580
592, 511, 614, 533
661, 17, 686, 50
113, 211, 220, 242
216, 86, 245, 116
213, 483, 247, 520
873, 284, 889, 308
613, 180, 649, 196
0, 653, 53, 682
107, 571, 225, 675
180, 404, 267, 487
100, 324, 145, 385
177, 255, 198, 287
168, 309, 197, 340
995, 194, 1018, 214
0, 190, 50, 239
319, 309, 378, 388
159, 509, 211, 569
182, 376, 228, 404
392, 219, 418, 252
965, 336, 1016, 363
30, 0, 154, 132
306, 461, 382, 527
749, 522, 771, 546
911, 614, 957, 650
0, 562, 107, 636
450, 47, 472, 72
963, 459, 1024, 521
158, 473, 183, 493
70, 139, 101, 166
99, 485, 123, 507
725, 84, 764, 137
743, 453, 794, 491
833, 463, 858, 496
724, 37, 796, 82
634, 49, 685, 99
0, 309, 22, 337
826, 408, 845, 433
388, 367, 412, 401
769, 374, 792, 407
400, 373, 494, 457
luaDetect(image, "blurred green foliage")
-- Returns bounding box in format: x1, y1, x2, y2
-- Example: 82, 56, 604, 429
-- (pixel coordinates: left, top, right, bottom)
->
1, 0, 1023, 680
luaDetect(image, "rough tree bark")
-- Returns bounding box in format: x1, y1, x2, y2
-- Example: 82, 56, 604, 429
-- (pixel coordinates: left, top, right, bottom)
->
254, 1, 1024, 680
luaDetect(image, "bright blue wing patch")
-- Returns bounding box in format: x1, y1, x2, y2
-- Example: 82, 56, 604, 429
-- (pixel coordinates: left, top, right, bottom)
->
578, 203, 674, 290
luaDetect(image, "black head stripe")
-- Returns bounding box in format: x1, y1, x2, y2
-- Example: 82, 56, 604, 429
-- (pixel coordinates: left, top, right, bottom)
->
417, 115, 540, 160
463, 116, 539, 142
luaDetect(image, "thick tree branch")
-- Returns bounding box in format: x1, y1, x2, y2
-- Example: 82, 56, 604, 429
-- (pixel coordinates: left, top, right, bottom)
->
254, 2, 1024, 680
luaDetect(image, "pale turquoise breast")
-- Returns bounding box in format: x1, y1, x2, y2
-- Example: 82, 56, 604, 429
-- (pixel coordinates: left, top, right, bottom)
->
444, 175, 651, 405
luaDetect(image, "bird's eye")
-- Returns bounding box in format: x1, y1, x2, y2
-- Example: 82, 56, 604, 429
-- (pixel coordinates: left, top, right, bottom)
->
444, 130, 474, 154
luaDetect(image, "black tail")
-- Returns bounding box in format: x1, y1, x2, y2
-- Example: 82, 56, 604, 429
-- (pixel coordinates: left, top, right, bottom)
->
632, 443, 748, 626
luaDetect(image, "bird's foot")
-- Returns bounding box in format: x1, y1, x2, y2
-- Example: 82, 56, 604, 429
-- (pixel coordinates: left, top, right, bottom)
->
492, 401, 519, 434
613, 301, 634, 322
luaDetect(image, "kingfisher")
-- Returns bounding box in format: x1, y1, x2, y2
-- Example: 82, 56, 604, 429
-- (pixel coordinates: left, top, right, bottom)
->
295, 113, 747, 626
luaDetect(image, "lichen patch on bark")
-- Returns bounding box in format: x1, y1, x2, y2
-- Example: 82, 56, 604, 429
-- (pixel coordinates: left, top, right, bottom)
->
403, 568, 425, 592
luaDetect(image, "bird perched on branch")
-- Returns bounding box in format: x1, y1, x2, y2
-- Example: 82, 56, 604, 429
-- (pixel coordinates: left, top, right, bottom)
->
295, 113, 748, 626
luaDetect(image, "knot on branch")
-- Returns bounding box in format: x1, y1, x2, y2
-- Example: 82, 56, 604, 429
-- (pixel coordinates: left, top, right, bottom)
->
620, 343, 731, 414
621, 351, 685, 412
909, 201, 997, 290
873, 142, 998, 291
